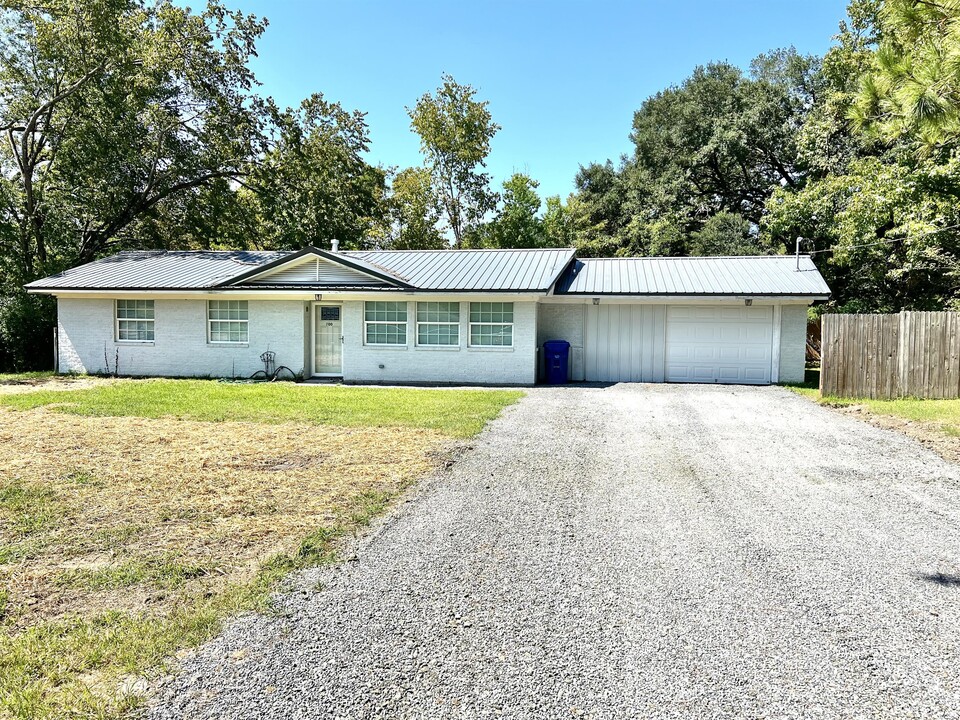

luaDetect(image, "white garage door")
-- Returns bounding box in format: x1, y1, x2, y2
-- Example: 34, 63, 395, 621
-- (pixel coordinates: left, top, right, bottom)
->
665, 305, 773, 384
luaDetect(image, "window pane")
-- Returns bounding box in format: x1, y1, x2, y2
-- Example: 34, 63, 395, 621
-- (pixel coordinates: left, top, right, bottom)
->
117, 299, 154, 320
117, 318, 154, 341
418, 323, 459, 346
365, 301, 407, 322
366, 322, 406, 345
469, 302, 513, 323
470, 324, 513, 347
417, 302, 459, 323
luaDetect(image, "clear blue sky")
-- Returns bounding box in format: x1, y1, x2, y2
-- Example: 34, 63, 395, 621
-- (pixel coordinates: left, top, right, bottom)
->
230, 0, 850, 201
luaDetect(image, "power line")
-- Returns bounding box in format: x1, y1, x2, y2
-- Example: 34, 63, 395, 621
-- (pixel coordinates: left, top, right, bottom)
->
803, 223, 960, 256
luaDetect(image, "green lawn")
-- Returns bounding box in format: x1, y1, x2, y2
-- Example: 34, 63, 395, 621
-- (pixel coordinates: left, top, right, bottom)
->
0, 379, 523, 437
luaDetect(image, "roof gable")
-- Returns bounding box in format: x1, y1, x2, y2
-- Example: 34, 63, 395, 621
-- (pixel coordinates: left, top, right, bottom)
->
236, 255, 384, 286
221, 247, 410, 288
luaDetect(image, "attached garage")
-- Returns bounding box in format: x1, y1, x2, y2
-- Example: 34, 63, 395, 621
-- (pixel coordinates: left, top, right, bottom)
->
664, 305, 774, 384
540, 255, 831, 386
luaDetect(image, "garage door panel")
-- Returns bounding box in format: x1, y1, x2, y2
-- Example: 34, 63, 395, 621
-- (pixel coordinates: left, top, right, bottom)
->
665, 305, 773, 385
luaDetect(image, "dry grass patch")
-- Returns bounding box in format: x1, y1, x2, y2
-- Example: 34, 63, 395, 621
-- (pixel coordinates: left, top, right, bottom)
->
0, 406, 450, 718
0, 374, 111, 396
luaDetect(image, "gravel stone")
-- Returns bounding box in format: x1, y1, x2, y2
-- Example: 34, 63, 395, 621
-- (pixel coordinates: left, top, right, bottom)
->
149, 384, 960, 719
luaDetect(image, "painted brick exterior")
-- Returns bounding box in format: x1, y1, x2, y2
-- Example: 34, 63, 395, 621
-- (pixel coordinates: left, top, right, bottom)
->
537, 303, 586, 381
778, 303, 808, 383
55, 296, 808, 385
340, 299, 537, 385
57, 298, 306, 378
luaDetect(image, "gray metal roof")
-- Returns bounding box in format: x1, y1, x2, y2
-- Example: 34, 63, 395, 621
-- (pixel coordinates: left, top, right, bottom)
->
554, 255, 830, 296
26, 248, 829, 297
346, 248, 576, 291
25, 247, 577, 293
24, 250, 287, 290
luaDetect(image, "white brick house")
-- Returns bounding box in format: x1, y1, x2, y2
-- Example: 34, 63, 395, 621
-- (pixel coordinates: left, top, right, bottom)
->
27, 246, 830, 385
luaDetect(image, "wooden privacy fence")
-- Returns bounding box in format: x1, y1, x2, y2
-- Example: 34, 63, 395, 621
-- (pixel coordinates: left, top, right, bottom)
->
821, 311, 960, 399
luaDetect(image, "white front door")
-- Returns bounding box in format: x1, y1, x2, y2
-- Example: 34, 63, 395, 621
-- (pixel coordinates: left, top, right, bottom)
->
314, 305, 342, 376
665, 305, 773, 384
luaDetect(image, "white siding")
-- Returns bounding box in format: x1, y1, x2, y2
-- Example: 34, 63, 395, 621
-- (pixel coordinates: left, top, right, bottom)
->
537, 303, 585, 381
249, 257, 381, 285
778, 304, 808, 383
341, 299, 537, 385
57, 298, 306, 378
584, 304, 666, 382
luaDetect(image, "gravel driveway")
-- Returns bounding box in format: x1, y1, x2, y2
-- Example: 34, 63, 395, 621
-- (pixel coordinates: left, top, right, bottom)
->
150, 384, 960, 719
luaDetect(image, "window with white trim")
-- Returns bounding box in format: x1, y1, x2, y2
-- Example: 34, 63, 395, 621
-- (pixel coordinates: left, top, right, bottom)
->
116, 300, 154, 341
416, 302, 459, 346
469, 302, 514, 347
208, 300, 248, 343
364, 301, 407, 345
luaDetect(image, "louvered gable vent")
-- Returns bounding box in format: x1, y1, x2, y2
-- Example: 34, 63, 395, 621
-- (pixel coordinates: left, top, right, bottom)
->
248, 257, 383, 285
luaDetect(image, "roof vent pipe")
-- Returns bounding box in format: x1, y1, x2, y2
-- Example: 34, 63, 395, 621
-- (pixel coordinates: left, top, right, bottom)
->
331, 238, 339, 253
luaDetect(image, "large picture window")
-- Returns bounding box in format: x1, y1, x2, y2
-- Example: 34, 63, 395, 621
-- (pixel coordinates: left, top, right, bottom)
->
417, 302, 459, 346
208, 300, 248, 343
364, 301, 407, 345
116, 300, 154, 342
469, 302, 514, 347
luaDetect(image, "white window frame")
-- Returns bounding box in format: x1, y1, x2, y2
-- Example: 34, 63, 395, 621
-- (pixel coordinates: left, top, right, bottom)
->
416, 302, 460, 347
468, 302, 514, 348
115, 299, 155, 343
207, 300, 249, 344
364, 301, 408, 346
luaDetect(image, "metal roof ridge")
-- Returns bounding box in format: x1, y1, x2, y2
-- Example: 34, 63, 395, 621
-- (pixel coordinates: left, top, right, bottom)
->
574, 254, 813, 261
344, 247, 577, 254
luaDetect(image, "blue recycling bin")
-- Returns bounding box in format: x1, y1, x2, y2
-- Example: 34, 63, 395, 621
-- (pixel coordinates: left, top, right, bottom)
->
543, 340, 571, 384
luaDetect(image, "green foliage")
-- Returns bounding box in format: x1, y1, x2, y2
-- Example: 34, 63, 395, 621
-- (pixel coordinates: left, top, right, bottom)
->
852, 0, 960, 150
569, 50, 819, 258
0, 292, 54, 372
408, 74, 500, 247
470, 173, 546, 248
251, 94, 388, 250
0, 0, 270, 277
379, 167, 446, 249
689, 212, 769, 256
542, 195, 578, 248
765, 155, 960, 311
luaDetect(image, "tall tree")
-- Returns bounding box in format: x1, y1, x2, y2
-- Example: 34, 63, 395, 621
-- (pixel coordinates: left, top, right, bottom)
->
0, 0, 271, 369
0, 0, 270, 277
251, 93, 387, 250
541, 195, 578, 248
474, 173, 544, 248
381, 167, 445, 249
408, 75, 500, 247
689, 212, 768, 256
569, 50, 820, 258
852, 0, 960, 149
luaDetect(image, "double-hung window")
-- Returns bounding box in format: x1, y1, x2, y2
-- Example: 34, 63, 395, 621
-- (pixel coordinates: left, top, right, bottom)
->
469, 302, 514, 347
116, 300, 154, 342
208, 300, 248, 343
416, 302, 459, 346
364, 301, 407, 345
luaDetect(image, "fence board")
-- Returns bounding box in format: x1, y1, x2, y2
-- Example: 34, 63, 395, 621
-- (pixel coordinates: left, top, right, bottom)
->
821, 311, 960, 399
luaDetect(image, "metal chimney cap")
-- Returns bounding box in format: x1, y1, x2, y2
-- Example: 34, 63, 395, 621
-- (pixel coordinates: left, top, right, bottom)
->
330, 238, 339, 252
